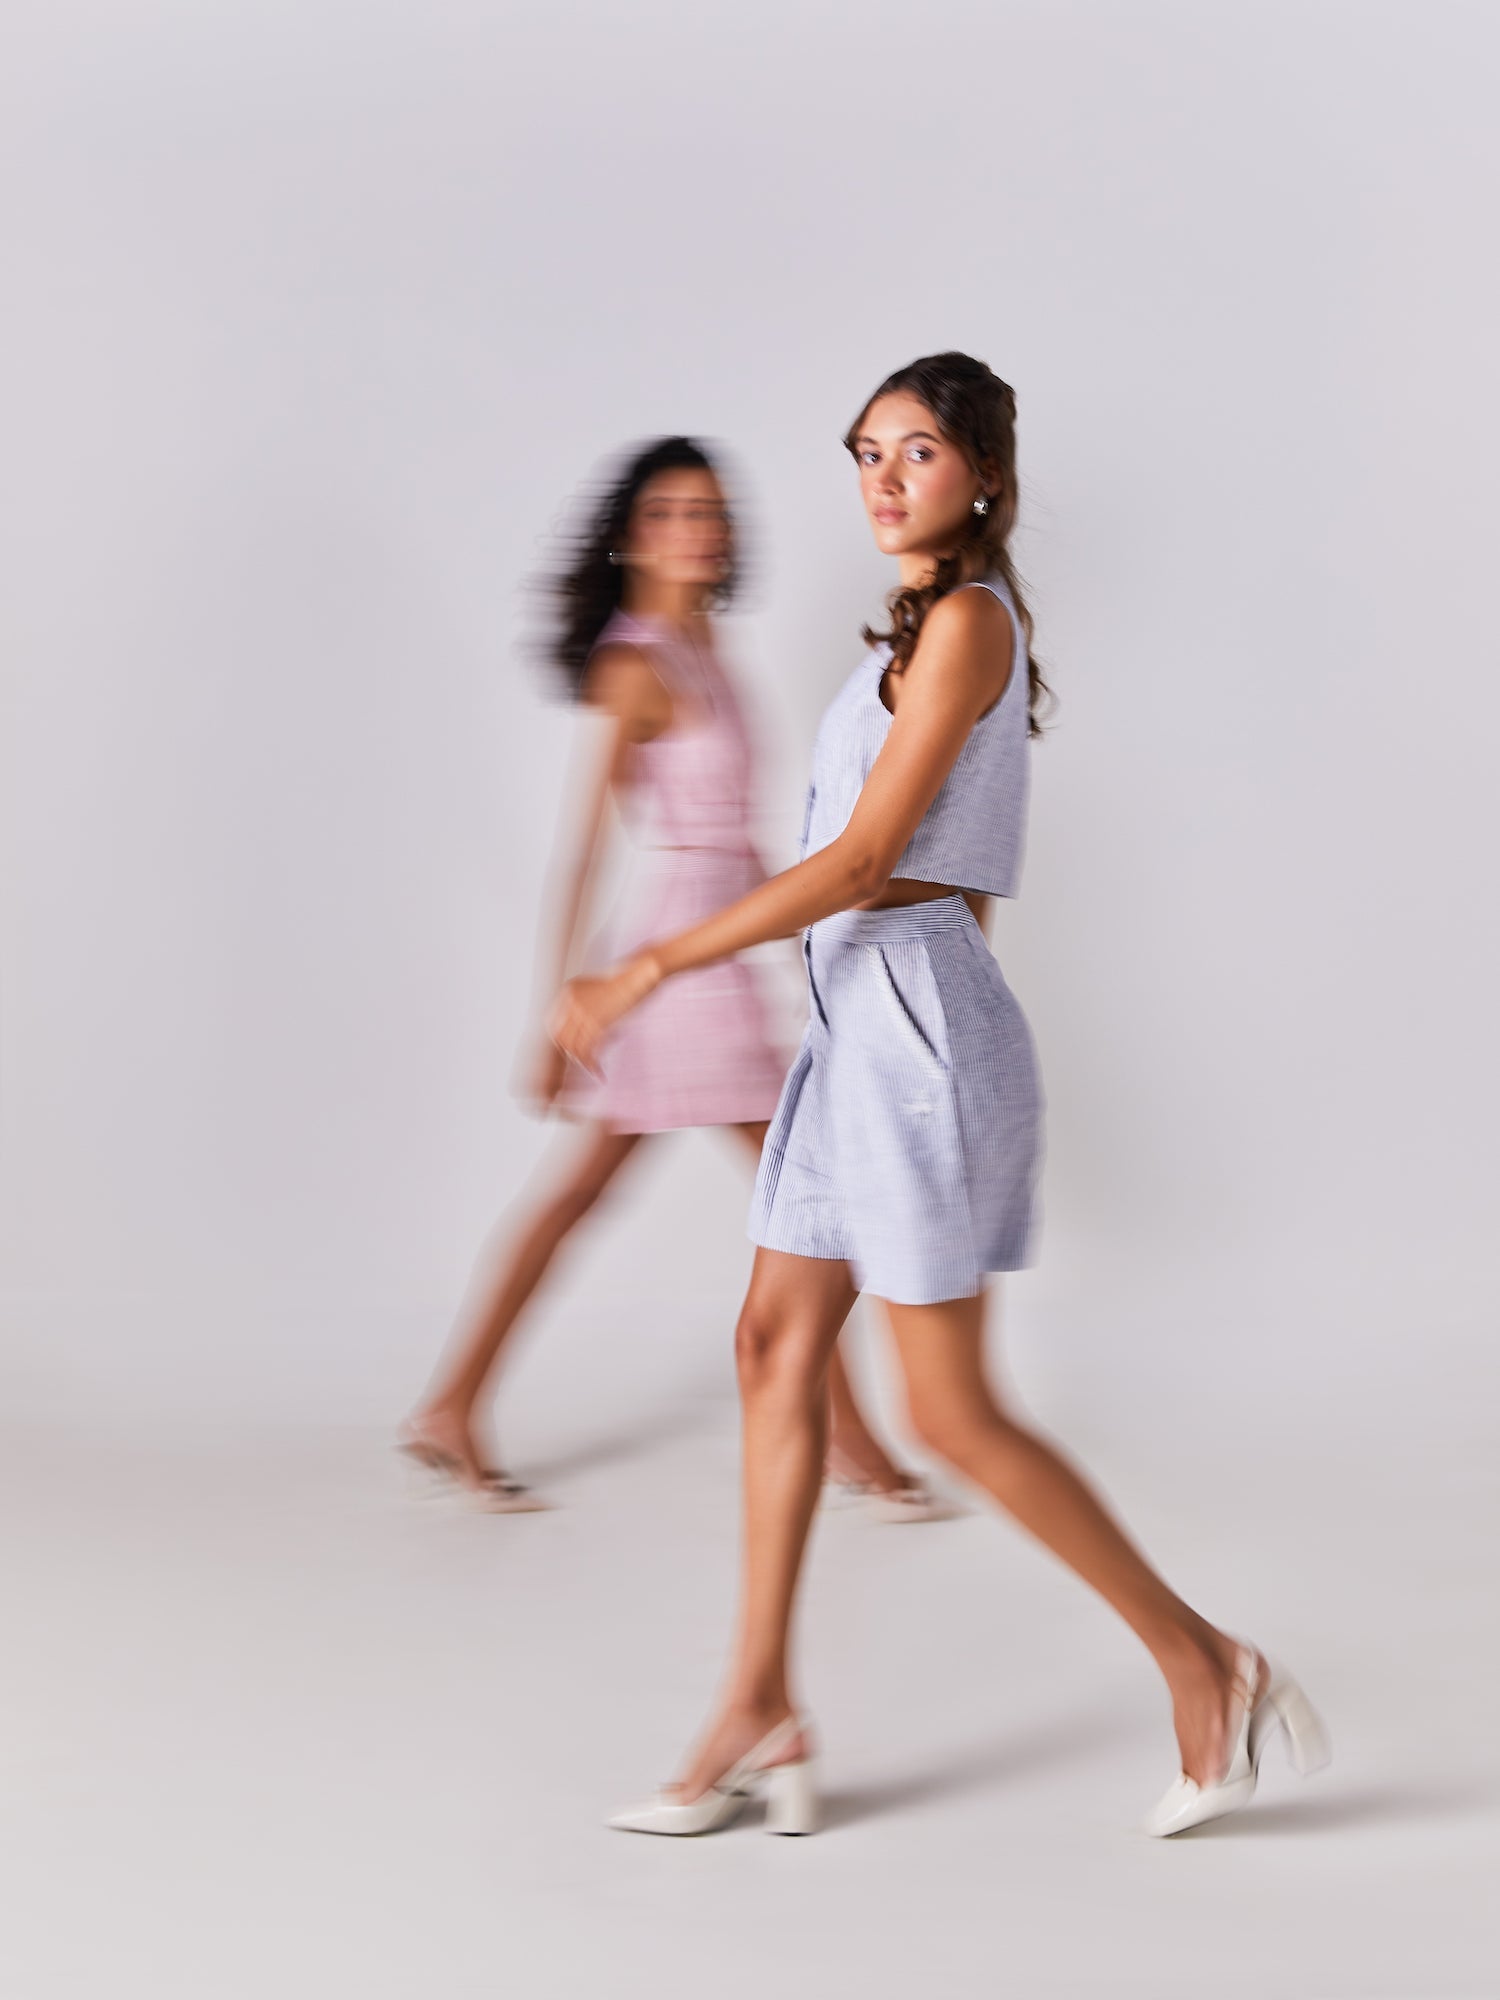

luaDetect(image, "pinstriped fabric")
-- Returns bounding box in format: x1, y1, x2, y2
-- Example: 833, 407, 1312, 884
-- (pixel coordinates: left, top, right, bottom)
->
748, 897, 1044, 1305
799, 576, 1030, 898
750, 576, 1043, 1304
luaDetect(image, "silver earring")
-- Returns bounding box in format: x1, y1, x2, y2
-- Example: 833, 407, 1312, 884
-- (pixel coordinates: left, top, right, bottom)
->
973, 496, 989, 517
608, 550, 626, 565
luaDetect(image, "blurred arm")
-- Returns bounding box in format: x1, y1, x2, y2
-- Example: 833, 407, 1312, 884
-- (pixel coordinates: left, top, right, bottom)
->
533, 642, 671, 1001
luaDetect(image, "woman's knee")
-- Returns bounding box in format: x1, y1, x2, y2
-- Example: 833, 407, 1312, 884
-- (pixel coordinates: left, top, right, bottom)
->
733, 1302, 788, 1382
544, 1146, 631, 1233
906, 1386, 1014, 1472
555, 1174, 610, 1229
734, 1304, 823, 1406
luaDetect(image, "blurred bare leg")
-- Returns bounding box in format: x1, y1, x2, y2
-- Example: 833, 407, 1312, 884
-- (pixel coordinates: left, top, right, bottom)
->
404, 1123, 647, 1486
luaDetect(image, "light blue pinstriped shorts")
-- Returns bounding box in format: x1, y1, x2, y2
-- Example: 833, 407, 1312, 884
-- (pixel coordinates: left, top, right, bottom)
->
748, 897, 1044, 1305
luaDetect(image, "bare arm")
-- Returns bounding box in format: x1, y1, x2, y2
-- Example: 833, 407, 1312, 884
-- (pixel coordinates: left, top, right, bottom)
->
533, 713, 620, 1005
520, 643, 671, 1104
551, 589, 1013, 1066
535, 645, 671, 985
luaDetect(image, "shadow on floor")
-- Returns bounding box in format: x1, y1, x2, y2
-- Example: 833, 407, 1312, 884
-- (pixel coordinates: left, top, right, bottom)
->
817, 1704, 1138, 1830
522, 1398, 726, 1485
1182, 1777, 1500, 1839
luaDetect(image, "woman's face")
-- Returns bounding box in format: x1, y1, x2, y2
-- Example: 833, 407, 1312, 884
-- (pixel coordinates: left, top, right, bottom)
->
623, 466, 732, 588
851, 392, 985, 560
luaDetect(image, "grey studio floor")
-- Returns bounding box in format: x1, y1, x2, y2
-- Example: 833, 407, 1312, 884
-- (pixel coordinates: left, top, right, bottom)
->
2, 1388, 1495, 2000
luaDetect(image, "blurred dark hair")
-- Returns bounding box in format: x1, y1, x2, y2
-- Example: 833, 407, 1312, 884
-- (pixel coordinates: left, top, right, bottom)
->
537, 436, 739, 700
845, 351, 1055, 737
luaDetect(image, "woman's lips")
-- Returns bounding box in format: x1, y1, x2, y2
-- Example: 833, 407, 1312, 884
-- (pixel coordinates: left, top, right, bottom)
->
874, 508, 907, 525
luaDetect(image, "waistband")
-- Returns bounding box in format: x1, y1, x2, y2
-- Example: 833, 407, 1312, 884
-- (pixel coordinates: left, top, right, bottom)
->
642, 842, 756, 856
809, 895, 977, 946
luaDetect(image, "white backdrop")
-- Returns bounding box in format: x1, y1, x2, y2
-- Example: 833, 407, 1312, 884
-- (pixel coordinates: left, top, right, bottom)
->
2, 0, 1496, 1446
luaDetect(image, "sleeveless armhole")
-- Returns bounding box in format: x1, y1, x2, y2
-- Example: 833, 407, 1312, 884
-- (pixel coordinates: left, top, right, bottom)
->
583, 639, 676, 744
953, 579, 1021, 721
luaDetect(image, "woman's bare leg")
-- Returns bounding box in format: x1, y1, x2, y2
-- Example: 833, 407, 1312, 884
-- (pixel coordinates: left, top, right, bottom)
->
669, 1247, 858, 1799
726, 1122, 908, 1493
882, 1288, 1262, 1787
823, 1344, 908, 1489
405, 1122, 647, 1485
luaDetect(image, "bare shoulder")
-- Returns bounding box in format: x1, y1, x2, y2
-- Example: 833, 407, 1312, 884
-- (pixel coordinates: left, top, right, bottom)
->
905, 584, 1014, 708
581, 641, 673, 741
922, 582, 1015, 653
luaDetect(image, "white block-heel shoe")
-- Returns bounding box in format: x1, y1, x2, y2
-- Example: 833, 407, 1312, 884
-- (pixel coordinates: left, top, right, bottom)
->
762, 1752, 820, 1836
1143, 1646, 1329, 1837
609, 1716, 818, 1837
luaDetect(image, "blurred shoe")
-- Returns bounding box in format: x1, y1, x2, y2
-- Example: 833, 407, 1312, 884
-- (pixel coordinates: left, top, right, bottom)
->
1142, 1645, 1329, 1837
396, 1421, 551, 1513
824, 1468, 962, 1523
1142, 1644, 1259, 1837
609, 1716, 818, 1837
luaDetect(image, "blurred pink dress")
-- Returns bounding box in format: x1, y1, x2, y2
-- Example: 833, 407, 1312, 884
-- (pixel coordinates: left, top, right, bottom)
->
564, 609, 789, 1133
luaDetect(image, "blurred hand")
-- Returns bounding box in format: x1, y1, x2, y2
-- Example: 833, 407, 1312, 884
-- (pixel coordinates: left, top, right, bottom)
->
548, 954, 660, 1078
516, 1033, 570, 1115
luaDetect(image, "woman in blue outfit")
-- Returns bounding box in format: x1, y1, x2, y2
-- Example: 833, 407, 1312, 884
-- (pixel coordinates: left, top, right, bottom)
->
551, 353, 1328, 1838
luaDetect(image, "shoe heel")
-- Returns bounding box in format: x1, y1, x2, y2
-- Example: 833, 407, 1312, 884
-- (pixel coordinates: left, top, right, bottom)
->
1251, 1676, 1331, 1778
763, 1758, 818, 1836
1272, 1682, 1331, 1776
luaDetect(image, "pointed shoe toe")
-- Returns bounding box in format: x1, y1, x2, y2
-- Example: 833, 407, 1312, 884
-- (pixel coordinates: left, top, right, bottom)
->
1141, 1767, 1257, 1837
1143, 1642, 1259, 1839
607, 1787, 749, 1836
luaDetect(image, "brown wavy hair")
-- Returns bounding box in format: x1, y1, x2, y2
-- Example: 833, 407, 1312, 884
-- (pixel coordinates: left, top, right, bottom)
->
844, 352, 1054, 738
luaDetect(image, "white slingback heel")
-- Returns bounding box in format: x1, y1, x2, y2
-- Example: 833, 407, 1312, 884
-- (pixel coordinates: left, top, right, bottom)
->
609, 1716, 819, 1837
1142, 1645, 1330, 1838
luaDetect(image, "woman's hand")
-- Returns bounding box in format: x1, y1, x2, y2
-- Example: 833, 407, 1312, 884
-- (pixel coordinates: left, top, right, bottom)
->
548, 953, 662, 1077
516, 1033, 571, 1116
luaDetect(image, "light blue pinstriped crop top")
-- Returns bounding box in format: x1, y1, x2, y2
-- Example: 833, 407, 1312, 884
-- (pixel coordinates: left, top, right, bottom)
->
798, 575, 1030, 898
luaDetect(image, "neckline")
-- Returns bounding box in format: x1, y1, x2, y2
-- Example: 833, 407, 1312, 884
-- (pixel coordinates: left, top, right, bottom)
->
614, 607, 710, 648
613, 611, 723, 714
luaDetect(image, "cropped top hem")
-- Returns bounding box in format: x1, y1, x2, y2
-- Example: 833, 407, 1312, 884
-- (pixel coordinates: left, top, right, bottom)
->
884, 875, 1016, 899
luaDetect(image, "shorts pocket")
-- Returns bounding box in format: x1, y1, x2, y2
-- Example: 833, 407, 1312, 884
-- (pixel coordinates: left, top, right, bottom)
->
872, 944, 951, 1075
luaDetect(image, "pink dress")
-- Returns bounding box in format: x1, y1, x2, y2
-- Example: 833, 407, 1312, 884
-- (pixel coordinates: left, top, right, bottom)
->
563, 610, 790, 1134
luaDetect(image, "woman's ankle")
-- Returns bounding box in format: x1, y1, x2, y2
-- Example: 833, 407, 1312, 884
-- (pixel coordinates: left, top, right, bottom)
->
1151, 1617, 1239, 1687
721, 1679, 793, 1724
406, 1403, 456, 1436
